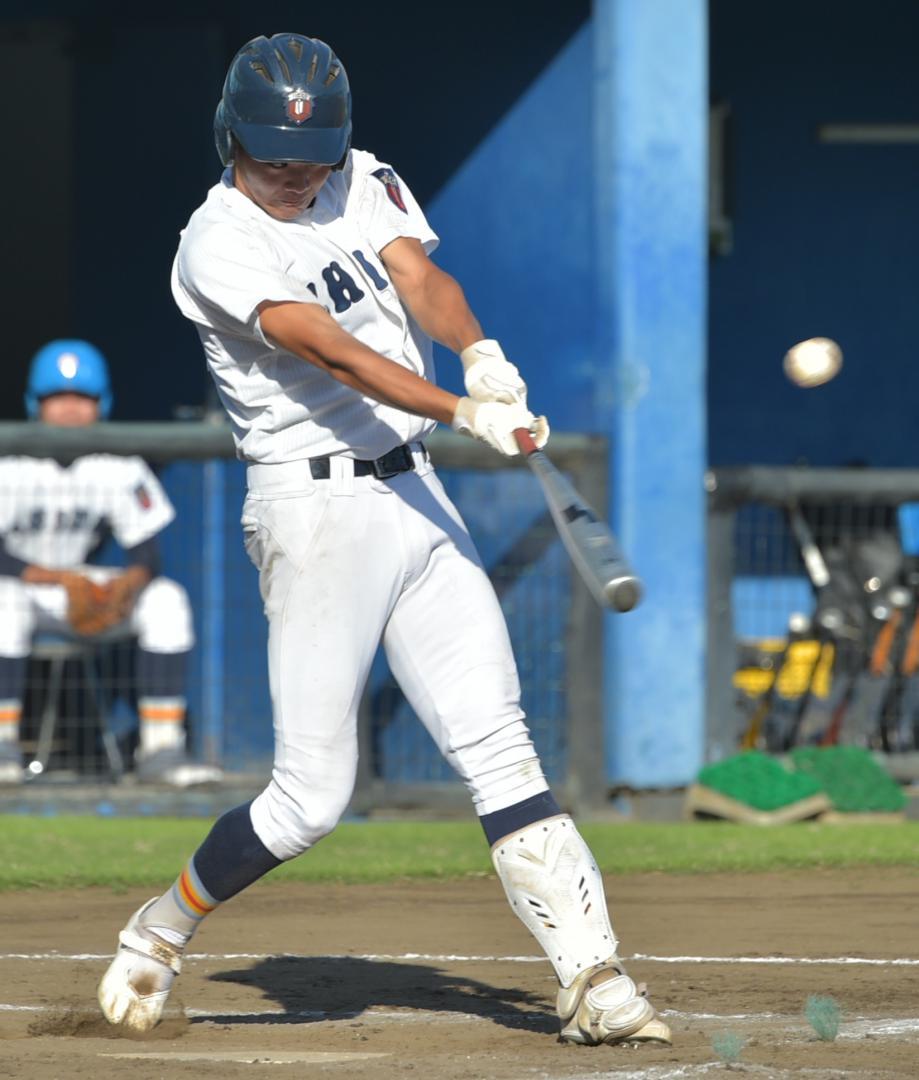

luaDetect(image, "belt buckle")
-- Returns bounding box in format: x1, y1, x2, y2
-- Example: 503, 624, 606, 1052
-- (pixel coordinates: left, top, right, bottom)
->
372, 445, 413, 479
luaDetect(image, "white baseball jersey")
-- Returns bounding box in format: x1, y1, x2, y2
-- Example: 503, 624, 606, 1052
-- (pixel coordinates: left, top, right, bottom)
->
0, 455, 174, 569
172, 149, 440, 464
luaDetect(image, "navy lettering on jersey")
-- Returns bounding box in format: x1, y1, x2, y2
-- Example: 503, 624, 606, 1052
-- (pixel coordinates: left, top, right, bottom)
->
55, 509, 90, 531
352, 249, 388, 291
322, 261, 365, 314
306, 282, 318, 297
11, 507, 94, 534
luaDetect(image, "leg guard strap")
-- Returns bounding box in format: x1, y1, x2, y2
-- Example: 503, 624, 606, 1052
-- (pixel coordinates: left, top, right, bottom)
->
118, 927, 183, 976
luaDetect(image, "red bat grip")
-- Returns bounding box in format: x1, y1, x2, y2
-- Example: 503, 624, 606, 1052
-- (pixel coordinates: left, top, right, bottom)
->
513, 427, 539, 456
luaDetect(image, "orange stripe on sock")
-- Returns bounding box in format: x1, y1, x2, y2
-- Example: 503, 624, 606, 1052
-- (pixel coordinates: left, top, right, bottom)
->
0, 712, 21, 723
140, 708, 186, 722
178, 868, 216, 917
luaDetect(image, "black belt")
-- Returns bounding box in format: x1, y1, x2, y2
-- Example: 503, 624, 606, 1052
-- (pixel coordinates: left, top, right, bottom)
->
308, 443, 425, 481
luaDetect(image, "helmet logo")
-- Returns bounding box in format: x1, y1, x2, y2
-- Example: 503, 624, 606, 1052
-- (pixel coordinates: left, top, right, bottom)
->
57, 353, 79, 380
286, 90, 313, 124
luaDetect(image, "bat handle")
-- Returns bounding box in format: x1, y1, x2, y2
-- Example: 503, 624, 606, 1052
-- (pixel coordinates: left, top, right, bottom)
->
513, 427, 539, 456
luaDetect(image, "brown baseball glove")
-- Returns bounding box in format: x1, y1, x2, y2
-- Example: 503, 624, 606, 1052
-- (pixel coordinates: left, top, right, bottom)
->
103, 567, 149, 622
60, 572, 125, 636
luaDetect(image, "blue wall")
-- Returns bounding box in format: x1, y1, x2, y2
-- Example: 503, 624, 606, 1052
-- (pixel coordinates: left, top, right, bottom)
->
427, 27, 597, 427
429, 5, 708, 788
0, 3, 587, 422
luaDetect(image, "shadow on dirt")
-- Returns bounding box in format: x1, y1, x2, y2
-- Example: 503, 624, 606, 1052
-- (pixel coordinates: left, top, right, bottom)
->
205, 956, 557, 1034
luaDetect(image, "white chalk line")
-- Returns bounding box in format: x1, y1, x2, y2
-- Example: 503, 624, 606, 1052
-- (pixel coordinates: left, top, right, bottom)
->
2, 950, 918, 966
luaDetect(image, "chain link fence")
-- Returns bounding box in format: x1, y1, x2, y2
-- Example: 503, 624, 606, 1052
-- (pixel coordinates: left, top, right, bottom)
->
708, 467, 919, 778
0, 423, 606, 812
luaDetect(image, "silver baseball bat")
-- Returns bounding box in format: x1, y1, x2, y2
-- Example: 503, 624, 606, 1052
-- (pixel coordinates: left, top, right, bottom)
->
788, 504, 830, 589
514, 428, 642, 612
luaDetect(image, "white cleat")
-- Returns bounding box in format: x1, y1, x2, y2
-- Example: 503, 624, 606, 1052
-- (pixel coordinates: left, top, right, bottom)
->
0, 759, 24, 785
136, 748, 223, 788
557, 959, 672, 1046
97, 898, 183, 1032
157, 761, 224, 788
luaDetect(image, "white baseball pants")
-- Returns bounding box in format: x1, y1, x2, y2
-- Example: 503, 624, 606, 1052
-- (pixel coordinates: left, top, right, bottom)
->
244, 448, 548, 861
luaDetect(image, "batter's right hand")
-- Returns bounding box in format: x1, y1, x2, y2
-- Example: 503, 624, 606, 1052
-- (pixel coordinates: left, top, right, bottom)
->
451, 397, 549, 457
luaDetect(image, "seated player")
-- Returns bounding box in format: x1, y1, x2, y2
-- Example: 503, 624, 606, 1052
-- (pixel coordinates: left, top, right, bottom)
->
0, 339, 221, 788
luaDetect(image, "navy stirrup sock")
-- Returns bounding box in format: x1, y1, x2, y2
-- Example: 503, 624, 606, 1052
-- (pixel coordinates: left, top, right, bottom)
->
479, 790, 563, 847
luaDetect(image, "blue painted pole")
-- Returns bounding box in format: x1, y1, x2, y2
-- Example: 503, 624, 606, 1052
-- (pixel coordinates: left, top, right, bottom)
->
593, 0, 708, 787
201, 458, 226, 765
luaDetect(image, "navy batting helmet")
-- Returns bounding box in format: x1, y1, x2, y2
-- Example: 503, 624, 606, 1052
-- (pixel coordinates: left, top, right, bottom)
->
26, 340, 113, 419
214, 34, 352, 167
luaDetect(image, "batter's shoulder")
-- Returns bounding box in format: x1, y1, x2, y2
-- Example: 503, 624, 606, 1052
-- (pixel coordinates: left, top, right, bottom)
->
177, 206, 277, 282
348, 148, 396, 181
182, 195, 256, 247
0, 456, 35, 481
71, 454, 154, 480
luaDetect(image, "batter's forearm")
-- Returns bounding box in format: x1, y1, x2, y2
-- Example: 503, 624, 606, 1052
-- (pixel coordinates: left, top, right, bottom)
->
259, 302, 461, 425
400, 270, 483, 354
22, 565, 67, 585
321, 342, 460, 424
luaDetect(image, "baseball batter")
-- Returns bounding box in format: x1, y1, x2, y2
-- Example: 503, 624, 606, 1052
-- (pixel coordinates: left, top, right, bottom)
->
0, 340, 220, 788
98, 34, 670, 1048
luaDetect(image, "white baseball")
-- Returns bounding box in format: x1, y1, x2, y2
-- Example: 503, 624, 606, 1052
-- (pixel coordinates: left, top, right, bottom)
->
783, 337, 843, 388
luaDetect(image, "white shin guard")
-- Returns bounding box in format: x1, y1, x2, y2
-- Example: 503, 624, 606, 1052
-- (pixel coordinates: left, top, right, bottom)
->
491, 815, 618, 988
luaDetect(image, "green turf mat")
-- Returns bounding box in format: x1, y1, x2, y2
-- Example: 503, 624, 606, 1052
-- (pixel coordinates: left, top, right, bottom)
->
790, 746, 907, 813
696, 751, 823, 811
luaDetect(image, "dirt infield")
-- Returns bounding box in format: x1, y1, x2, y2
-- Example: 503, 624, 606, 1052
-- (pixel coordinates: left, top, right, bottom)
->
1, 868, 916, 1079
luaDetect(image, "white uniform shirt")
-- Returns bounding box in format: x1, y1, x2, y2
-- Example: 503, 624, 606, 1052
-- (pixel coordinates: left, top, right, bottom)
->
172, 149, 440, 464
0, 455, 174, 569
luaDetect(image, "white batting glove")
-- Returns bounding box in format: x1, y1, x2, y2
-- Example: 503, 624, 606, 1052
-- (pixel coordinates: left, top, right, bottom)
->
460, 339, 527, 405
451, 396, 550, 457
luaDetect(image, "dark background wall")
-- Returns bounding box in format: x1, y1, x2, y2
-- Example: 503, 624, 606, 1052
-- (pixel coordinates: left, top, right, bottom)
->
709, 0, 919, 467
6, 3, 916, 468
0, 3, 587, 421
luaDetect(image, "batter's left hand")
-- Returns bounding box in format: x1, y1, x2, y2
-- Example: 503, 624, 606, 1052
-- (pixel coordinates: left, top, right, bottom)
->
460, 340, 527, 406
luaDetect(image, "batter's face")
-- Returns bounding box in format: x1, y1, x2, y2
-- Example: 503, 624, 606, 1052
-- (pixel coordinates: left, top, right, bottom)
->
233, 146, 332, 221
39, 393, 100, 427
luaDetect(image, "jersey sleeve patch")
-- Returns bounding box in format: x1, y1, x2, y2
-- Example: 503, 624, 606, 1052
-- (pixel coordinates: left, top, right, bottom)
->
371, 168, 408, 214
134, 483, 153, 510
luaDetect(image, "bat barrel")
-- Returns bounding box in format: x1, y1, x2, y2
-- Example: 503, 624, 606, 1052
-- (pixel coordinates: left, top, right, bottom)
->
604, 575, 642, 613
516, 430, 643, 613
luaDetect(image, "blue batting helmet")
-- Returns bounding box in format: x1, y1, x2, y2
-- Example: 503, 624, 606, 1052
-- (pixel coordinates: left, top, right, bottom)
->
26, 340, 113, 419
214, 34, 351, 167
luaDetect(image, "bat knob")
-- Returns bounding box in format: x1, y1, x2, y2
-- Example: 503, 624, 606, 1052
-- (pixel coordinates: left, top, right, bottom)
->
604, 576, 642, 613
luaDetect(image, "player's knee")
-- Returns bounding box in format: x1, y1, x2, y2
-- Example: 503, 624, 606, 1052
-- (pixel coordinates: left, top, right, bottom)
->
250, 780, 350, 860
133, 577, 195, 652
0, 577, 36, 656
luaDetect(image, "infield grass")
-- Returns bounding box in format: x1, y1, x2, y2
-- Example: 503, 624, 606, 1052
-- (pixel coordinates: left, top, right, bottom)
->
0, 816, 916, 891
